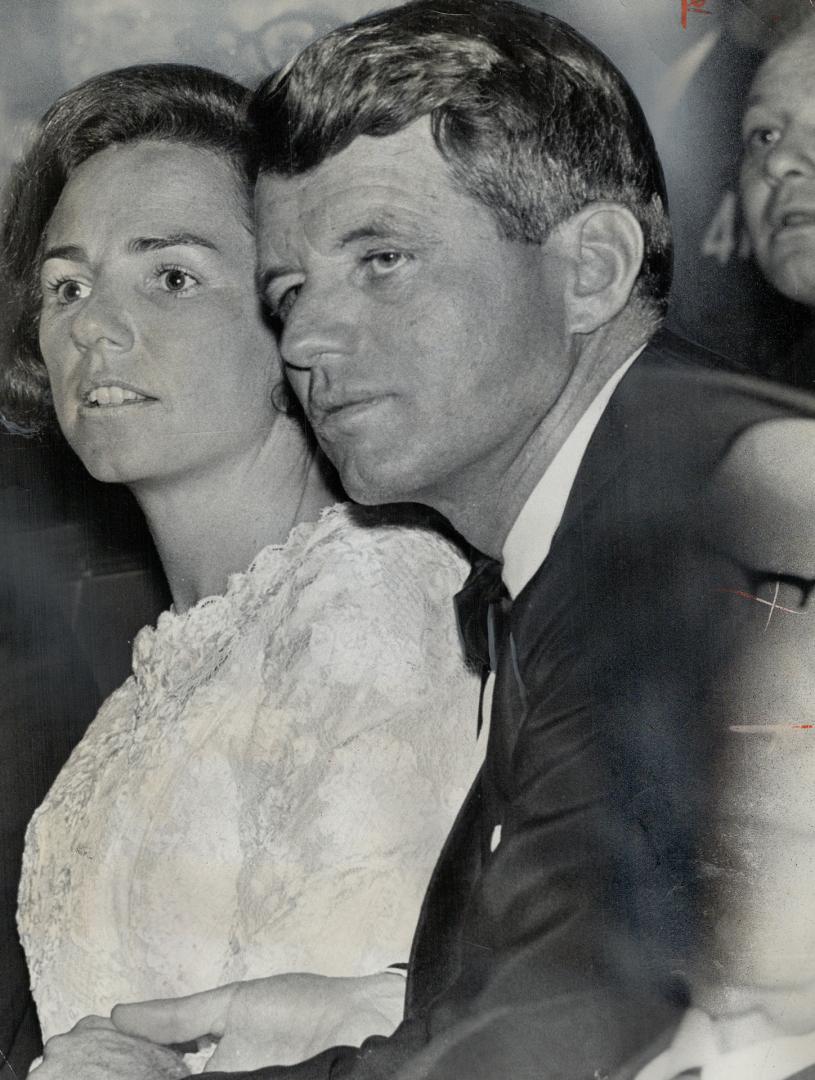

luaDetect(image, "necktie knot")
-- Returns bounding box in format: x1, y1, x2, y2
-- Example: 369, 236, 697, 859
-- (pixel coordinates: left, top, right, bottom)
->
454, 554, 510, 672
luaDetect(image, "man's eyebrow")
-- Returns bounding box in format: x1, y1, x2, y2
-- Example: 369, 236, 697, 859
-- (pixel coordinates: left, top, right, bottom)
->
256, 264, 297, 296
339, 224, 397, 246
128, 233, 219, 254
254, 216, 442, 295
337, 218, 439, 248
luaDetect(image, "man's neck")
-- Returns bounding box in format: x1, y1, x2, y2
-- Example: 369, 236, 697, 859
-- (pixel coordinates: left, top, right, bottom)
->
434, 324, 652, 558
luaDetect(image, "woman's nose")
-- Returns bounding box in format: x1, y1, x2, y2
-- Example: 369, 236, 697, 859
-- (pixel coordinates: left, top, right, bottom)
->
69, 285, 134, 354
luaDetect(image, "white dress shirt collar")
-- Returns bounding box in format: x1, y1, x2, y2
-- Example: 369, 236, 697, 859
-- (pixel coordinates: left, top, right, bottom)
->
636, 1008, 815, 1080
501, 346, 643, 599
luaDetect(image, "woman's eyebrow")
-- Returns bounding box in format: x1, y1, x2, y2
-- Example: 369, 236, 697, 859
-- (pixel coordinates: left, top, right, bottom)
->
128, 232, 219, 254
40, 243, 86, 265
40, 233, 220, 266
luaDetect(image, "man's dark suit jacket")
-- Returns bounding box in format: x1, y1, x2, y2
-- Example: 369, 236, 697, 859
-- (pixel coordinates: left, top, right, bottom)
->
605, 1024, 815, 1080
210, 331, 815, 1080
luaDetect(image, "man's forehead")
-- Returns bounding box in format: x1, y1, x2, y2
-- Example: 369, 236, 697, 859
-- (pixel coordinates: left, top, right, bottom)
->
751, 35, 815, 100
254, 120, 487, 251
258, 120, 453, 211
257, 177, 442, 235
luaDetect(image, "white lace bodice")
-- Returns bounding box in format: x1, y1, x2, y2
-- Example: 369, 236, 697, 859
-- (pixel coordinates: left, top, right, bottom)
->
19, 504, 481, 1050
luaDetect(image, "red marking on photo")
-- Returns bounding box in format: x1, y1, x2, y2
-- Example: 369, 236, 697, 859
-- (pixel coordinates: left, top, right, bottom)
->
682, 0, 712, 29
716, 586, 806, 629
730, 723, 815, 733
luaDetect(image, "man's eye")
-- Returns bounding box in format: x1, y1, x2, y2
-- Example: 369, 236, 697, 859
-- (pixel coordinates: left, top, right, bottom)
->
45, 278, 91, 306
744, 126, 781, 152
365, 251, 410, 275
157, 266, 199, 294
276, 285, 301, 323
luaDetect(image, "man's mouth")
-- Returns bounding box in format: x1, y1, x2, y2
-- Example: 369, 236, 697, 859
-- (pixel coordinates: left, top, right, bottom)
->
311, 395, 382, 424
82, 384, 156, 408
774, 210, 815, 236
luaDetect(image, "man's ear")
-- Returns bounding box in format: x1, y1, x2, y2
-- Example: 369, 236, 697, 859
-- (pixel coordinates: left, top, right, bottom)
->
562, 204, 645, 334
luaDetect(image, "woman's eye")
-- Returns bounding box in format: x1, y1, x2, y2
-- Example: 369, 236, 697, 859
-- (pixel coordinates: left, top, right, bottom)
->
157, 267, 199, 294
46, 278, 91, 306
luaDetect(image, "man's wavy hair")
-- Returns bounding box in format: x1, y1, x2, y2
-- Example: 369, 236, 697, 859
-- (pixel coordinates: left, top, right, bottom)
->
0, 64, 257, 432
250, 0, 672, 321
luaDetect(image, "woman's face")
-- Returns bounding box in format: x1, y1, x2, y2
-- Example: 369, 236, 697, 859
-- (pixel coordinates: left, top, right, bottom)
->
38, 140, 278, 486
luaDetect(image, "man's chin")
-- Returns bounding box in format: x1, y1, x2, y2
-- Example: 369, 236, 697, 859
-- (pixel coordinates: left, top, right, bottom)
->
341, 474, 409, 508
763, 253, 815, 309
335, 455, 419, 508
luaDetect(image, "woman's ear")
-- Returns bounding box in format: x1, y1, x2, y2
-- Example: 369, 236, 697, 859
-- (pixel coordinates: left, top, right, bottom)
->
562, 204, 645, 334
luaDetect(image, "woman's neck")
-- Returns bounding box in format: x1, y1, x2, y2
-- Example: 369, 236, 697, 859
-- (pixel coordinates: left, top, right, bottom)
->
130, 415, 340, 613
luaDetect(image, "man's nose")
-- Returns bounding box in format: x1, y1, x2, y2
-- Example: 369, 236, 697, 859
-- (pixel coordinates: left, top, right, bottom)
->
280, 280, 359, 371
69, 284, 135, 355
763, 126, 815, 184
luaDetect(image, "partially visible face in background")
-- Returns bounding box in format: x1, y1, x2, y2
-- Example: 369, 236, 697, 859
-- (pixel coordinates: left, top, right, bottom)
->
740, 32, 815, 308
38, 140, 277, 487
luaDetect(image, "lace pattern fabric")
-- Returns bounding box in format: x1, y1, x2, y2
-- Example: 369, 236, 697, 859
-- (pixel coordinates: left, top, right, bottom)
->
19, 504, 482, 1060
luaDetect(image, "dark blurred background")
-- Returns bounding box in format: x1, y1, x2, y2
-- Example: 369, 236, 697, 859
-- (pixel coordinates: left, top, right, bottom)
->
1, 0, 812, 1074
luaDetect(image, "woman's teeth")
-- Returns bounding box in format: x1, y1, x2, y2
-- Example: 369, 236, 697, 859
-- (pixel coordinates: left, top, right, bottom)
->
87, 386, 147, 406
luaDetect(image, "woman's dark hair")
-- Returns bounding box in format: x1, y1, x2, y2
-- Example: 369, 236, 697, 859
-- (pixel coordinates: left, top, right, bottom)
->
0, 63, 256, 430
250, 0, 672, 318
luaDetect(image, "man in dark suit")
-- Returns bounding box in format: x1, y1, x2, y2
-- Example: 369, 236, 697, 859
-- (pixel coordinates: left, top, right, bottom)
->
36, 3, 815, 1079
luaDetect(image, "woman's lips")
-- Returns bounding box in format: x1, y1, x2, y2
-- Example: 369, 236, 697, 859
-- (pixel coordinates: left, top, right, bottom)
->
81, 383, 157, 408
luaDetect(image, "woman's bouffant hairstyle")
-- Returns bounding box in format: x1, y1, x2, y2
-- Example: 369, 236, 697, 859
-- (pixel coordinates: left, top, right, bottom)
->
250, 0, 672, 317
0, 64, 256, 431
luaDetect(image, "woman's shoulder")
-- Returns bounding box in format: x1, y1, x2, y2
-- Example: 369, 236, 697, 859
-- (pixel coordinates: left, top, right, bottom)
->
264, 503, 475, 685
287, 502, 471, 594
258, 503, 480, 746
25, 675, 138, 823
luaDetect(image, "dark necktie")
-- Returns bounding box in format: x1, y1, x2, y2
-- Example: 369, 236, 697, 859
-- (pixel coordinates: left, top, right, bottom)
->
455, 554, 514, 737
454, 554, 509, 673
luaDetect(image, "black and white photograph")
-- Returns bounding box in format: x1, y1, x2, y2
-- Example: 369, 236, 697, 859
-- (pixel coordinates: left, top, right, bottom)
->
1, 1, 815, 1078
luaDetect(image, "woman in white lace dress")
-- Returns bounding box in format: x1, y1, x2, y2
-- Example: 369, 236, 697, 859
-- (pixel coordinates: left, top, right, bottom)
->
0, 65, 481, 1070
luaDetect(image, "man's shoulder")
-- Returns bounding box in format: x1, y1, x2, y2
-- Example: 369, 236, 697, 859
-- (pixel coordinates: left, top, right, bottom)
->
602, 329, 815, 495
604, 1024, 677, 1080
622, 330, 815, 576
634, 328, 815, 427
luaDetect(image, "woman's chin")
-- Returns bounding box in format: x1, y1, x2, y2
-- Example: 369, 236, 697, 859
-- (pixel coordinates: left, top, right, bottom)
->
75, 448, 141, 486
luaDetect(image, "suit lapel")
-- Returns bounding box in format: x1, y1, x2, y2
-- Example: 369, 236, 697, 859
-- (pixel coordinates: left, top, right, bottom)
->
406, 768, 485, 1015
607, 1026, 678, 1080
